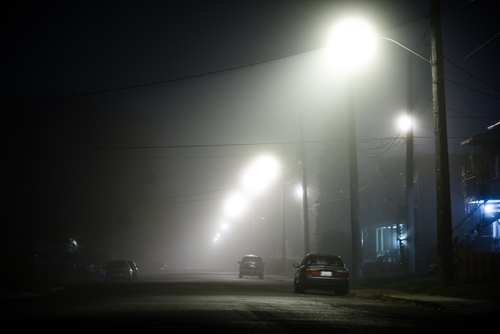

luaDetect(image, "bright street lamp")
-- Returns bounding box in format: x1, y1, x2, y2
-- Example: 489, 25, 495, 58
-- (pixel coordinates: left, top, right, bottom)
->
327, 1, 453, 284
328, 17, 377, 278
398, 115, 413, 133
329, 18, 377, 73
224, 192, 248, 218
241, 155, 280, 195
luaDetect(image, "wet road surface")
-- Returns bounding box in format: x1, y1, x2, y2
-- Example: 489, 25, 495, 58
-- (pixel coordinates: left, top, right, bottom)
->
4, 271, 493, 332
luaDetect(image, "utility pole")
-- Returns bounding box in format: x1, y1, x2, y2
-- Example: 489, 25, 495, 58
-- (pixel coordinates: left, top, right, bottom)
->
348, 77, 363, 278
430, 0, 454, 286
406, 53, 416, 273
299, 112, 310, 256
282, 147, 287, 272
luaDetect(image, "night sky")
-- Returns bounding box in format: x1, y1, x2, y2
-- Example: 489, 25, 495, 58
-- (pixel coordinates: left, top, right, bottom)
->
2, 0, 499, 270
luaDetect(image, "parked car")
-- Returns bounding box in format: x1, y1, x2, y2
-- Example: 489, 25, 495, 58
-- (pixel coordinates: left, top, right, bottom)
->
102, 260, 133, 282
293, 254, 349, 296
126, 260, 139, 280
238, 255, 265, 279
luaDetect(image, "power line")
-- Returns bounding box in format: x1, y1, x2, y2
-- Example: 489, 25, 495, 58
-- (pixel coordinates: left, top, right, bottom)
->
4, 48, 324, 104
1, 139, 347, 151
461, 31, 500, 61
5, 37, 498, 108
380, 15, 429, 32
445, 78, 500, 101
151, 185, 238, 201
444, 55, 500, 95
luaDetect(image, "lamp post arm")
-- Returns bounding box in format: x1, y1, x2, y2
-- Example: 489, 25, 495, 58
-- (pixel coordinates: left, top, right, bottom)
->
380, 37, 430, 63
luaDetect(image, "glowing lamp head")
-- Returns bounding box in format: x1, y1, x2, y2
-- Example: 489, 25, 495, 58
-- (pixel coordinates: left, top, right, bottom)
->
398, 115, 412, 133
224, 193, 248, 218
241, 155, 279, 194
328, 18, 377, 73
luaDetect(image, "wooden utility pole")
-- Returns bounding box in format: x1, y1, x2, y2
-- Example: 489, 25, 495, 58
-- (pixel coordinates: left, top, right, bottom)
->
282, 147, 287, 272
430, 0, 454, 286
348, 78, 363, 278
406, 53, 416, 273
299, 112, 310, 256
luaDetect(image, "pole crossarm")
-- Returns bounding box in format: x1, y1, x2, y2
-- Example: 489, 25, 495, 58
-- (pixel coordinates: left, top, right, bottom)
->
380, 37, 430, 63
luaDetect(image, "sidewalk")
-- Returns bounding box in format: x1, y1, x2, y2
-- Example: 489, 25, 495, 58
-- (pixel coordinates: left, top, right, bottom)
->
349, 285, 500, 316
267, 274, 500, 315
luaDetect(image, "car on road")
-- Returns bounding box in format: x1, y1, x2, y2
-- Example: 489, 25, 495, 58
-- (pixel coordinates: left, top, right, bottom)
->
127, 260, 139, 280
102, 260, 134, 282
293, 254, 349, 296
238, 255, 265, 279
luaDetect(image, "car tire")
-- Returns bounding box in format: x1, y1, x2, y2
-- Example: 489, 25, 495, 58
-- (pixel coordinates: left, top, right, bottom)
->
294, 276, 306, 293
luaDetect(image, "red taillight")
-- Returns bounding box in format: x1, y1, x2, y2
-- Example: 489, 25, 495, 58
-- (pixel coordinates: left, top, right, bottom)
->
305, 268, 320, 275
334, 269, 348, 277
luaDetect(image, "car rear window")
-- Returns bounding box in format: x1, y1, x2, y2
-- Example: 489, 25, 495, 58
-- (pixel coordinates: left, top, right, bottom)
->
242, 257, 262, 264
306, 256, 343, 267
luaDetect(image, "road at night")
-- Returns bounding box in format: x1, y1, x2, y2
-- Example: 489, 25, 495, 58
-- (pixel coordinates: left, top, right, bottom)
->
5, 271, 493, 331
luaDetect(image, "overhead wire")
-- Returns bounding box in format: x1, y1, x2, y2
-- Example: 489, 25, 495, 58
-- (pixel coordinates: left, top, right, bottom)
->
461, 31, 500, 62
4, 13, 497, 107
443, 55, 500, 95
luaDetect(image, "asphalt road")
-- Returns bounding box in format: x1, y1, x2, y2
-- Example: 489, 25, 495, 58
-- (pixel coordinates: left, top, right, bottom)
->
4, 271, 493, 332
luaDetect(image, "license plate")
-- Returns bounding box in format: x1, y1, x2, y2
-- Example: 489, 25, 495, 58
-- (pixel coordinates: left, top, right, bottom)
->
320, 271, 332, 277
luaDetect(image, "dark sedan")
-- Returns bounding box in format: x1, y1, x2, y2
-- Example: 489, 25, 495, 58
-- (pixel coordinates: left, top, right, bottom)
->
102, 260, 134, 282
293, 254, 349, 296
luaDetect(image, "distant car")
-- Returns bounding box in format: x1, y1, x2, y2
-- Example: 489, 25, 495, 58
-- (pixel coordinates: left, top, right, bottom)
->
102, 260, 133, 282
126, 260, 139, 280
293, 254, 349, 296
238, 255, 265, 279
362, 256, 401, 275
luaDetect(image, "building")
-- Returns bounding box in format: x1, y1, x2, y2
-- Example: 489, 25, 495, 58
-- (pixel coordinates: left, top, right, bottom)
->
459, 122, 500, 253
365, 151, 465, 273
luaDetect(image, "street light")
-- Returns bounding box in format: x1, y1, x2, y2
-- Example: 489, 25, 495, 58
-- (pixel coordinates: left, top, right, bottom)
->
328, 17, 378, 278
398, 115, 412, 133
329, 18, 377, 73
326, 1, 453, 284
239, 155, 280, 256
377, 0, 453, 285
241, 155, 280, 195
224, 192, 248, 218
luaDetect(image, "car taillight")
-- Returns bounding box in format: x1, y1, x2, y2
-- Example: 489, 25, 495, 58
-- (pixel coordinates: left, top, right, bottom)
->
305, 268, 320, 275
333, 269, 348, 277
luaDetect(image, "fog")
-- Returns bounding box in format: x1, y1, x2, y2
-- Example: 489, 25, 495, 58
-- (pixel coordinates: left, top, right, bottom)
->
2, 1, 499, 277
